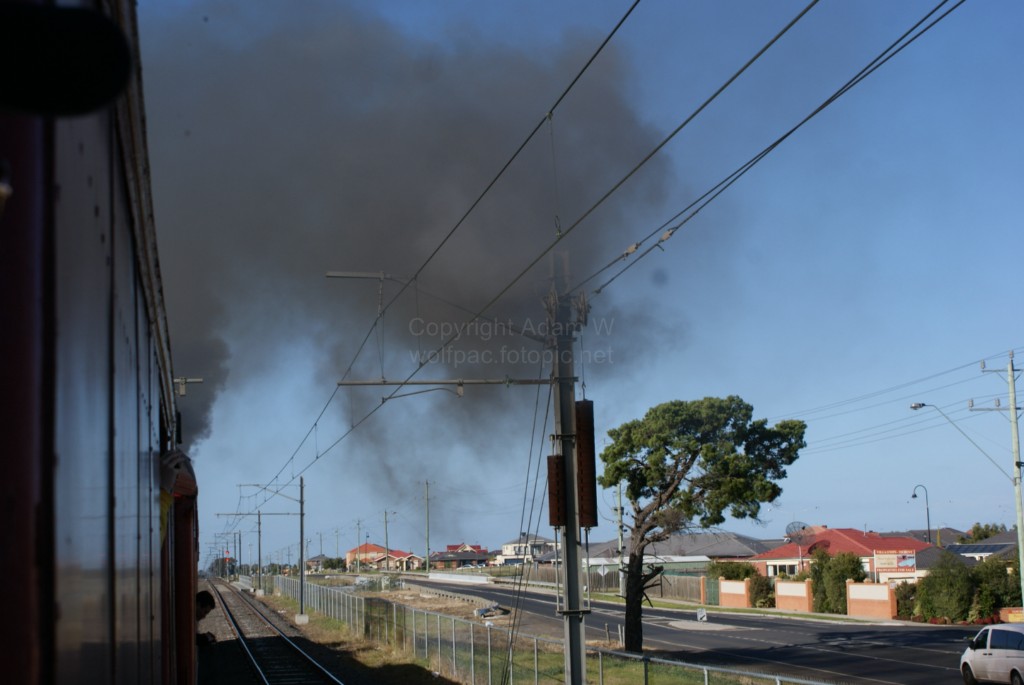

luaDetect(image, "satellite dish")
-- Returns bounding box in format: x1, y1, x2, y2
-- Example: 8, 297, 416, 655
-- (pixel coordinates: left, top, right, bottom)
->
785, 521, 811, 543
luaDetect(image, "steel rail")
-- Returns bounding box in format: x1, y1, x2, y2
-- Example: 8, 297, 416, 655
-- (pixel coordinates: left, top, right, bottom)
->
210, 579, 346, 685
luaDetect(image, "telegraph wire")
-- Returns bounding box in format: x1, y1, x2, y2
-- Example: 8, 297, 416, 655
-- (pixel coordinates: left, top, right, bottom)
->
574, 0, 965, 298
223, 0, 966, 534
247, 2, 643, 512
221, 0, 827, 541
248, 0, 817, 514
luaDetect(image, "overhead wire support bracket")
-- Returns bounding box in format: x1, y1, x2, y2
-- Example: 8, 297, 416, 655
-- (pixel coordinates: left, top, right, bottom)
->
337, 377, 553, 389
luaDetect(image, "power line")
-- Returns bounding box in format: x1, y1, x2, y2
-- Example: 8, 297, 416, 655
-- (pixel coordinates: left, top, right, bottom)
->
573, 0, 966, 298
240, 0, 819, 515
247, 1, 643, 514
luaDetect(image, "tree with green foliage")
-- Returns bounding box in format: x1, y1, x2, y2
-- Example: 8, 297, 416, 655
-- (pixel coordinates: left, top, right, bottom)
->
894, 581, 916, 619
807, 549, 866, 614
918, 551, 974, 621
969, 555, 1020, 620
322, 557, 347, 571
822, 552, 867, 613
706, 560, 759, 580
598, 396, 805, 652
959, 522, 1008, 543
809, 548, 831, 613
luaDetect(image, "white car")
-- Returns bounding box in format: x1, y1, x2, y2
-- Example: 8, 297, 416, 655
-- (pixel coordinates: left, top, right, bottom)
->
961, 624, 1024, 684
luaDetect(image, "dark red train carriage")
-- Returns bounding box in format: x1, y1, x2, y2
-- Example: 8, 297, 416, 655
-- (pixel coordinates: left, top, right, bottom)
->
1, 3, 201, 683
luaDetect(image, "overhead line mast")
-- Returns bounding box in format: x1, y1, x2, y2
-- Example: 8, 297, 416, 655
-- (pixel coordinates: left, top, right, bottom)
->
331, 255, 595, 684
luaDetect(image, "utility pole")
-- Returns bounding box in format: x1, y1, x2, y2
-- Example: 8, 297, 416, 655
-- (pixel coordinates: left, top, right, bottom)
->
330, 262, 589, 682
299, 477, 306, 622
979, 352, 1024, 606
425, 481, 430, 574
383, 510, 394, 572
550, 256, 587, 685
355, 519, 362, 573
617, 483, 626, 598
232, 479, 306, 619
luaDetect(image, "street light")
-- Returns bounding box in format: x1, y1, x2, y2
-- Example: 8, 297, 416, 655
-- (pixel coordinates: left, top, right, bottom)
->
911, 484, 931, 544
909, 403, 1011, 481
911, 400, 1024, 609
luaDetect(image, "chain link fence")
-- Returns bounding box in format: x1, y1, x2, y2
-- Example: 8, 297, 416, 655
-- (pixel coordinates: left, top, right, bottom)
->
266, 575, 828, 685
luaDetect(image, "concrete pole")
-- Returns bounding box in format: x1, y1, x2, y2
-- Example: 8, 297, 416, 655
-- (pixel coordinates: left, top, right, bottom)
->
425, 481, 431, 574
551, 260, 586, 685
257, 511, 262, 593
384, 510, 391, 572
1008, 357, 1024, 606
617, 483, 626, 598
299, 476, 306, 617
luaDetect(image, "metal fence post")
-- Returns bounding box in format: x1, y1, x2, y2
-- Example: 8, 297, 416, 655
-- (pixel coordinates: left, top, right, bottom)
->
452, 616, 457, 679
487, 624, 492, 685
534, 637, 539, 685
470, 622, 475, 685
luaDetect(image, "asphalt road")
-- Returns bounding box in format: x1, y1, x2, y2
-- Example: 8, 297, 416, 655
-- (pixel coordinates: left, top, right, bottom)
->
416, 578, 977, 684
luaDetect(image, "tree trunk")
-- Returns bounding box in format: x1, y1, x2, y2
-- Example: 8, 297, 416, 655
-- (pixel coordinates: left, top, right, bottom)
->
623, 551, 646, 653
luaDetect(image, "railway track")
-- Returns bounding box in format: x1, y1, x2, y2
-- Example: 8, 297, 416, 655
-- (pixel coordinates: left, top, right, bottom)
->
210, 579, 347, 684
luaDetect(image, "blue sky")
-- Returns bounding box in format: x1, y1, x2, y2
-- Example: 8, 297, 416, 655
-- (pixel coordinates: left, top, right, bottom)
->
137, 1, 1023, 569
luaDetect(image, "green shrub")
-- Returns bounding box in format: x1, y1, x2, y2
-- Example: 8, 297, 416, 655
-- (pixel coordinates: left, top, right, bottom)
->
707, 560, 759, 581
750, 574, 775, 608
918, 551, 973, 621
894, 581, 916, 618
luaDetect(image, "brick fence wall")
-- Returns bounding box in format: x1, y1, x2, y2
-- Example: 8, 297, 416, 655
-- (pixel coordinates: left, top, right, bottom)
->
775, 579, 813, 613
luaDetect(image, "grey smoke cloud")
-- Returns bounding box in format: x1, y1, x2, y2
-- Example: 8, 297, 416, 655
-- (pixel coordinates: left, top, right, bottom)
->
141, 2, 681, 484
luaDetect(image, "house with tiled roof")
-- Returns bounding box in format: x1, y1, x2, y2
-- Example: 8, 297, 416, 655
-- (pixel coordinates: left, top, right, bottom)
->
373, 549, 423, 572
430, 542, 490, 569
878, 526, 965, 547
747, 526, 933, 582
305, 553, 329, 572
346, 542, 385, 570
588, 530, 778, 562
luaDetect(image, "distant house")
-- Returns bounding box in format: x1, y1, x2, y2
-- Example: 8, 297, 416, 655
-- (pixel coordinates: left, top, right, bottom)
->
747, 526, 932, 582
305, 554, 329, 572
945, 529, 1019, 562
346, 542, 385, 570
878, 527, 965, 547
373, 549, 423, 572
588, 531, 778, 564
496, 534, 557, 565
430, 543, 490, 569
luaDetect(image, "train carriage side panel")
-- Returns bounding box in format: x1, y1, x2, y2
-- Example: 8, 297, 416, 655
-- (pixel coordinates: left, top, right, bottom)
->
2, 3, 183, 683
53, 112, 117, 684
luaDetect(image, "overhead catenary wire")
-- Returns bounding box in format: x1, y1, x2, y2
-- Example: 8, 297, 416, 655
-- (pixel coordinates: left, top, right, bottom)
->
239, 0, 823, 521
577, 0, 966, 298
241, 3, 642, 517
218, 0, 970, 547
501, 366, 554, 685
213, 0, 837, 538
